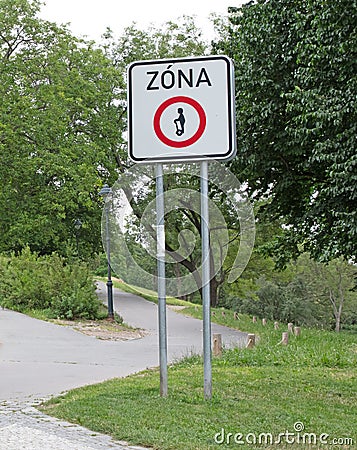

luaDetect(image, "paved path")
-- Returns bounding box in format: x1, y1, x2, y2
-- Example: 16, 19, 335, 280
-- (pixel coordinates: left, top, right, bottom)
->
0, 400, 146, 450
103, 281, 247, 361
0, 282, 247, 449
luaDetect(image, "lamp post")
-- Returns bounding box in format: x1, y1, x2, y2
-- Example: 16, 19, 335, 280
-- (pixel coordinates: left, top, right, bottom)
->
99, 184, 114, 321
73, 218, 82, 257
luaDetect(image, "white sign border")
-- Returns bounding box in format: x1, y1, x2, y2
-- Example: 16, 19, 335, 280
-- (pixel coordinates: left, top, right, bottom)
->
127, 55, 236, 164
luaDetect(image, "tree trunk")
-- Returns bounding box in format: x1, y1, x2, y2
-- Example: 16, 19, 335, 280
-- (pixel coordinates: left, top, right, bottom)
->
335, 302, 344, 332
210, 276, 219, 308
329, 287, 344, 333
335, 274, 345, 333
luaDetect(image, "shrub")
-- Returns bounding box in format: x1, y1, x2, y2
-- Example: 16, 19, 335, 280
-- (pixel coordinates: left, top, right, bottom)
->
0, 247, 100, 320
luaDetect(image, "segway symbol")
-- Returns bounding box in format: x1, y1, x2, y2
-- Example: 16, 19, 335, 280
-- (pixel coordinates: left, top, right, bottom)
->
153, 96, 206, 149
174, 108, 185, 136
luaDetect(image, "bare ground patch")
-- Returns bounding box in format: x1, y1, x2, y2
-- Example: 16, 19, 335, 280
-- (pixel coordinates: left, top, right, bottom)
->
51, 319, 147, 341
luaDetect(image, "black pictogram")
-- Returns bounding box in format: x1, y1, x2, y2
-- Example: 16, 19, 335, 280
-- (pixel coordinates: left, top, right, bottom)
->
174, 108, 186, 136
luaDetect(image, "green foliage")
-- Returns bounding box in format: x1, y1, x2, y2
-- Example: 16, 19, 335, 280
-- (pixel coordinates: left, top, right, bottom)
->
0, 247, 51, 310
295, 254, 357, 331
102, 16, 207, 68
0, 0, 125, 257
0, 247, 100, 319
241, 276, 317, 326
0, 2, 210, 270
215, 0, 357, 264
49, 263, 100, 320
222, 244, 356, 331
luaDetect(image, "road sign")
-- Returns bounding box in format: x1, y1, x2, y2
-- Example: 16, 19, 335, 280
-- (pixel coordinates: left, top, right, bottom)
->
127, 55, 236, 163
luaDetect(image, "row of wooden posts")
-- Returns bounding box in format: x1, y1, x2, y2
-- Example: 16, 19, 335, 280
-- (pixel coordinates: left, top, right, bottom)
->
212, 312, 302, 357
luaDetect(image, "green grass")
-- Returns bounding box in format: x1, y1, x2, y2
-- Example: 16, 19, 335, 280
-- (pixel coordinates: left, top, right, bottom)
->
182, 306, 357, 368
21, 303, 110, 322
41, 364, 356, 449
98, 277, 197, 307
40, 305, 357, 449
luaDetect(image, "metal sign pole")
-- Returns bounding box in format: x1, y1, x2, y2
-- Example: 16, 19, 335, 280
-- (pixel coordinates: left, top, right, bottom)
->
200, 160, 212, 400
155, 163, 168, 397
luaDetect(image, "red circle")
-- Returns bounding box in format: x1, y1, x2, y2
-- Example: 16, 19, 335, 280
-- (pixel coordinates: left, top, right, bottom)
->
153, 96, 206, 148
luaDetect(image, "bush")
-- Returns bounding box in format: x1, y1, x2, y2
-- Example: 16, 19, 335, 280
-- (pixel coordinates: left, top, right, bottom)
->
229, 276, 321, 327
0, 249, 51, 310
0, 247, 100, 320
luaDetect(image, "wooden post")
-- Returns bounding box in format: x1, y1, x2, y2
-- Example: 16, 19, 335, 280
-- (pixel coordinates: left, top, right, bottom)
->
212, 311, 216, 316
274, 321, 279, 330
294, 326, 301, 337
282, 332, 289, 345
288, 322, 294, 333
262, 318, 267, 326
252, 316, 257, 323
246, 333, 256, 348
222, 311, 226, 318
234, 311, 239, 320
213, 333, 222, 357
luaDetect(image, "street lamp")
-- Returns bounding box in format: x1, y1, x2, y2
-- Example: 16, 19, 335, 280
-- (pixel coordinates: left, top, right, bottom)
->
99, 184, 114, 321
73, 218, 82, 257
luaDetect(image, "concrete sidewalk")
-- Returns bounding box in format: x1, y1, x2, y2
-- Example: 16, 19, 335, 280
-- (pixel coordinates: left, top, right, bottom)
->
0, 307, 158, 403
0, 400, 146, 450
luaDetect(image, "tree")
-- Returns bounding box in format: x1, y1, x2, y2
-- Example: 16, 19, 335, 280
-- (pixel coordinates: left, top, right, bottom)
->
107, 161, 255, 307
100, 16, 208, 68
230, 250, 356, 331
296, 255, 356, 332
214, 0, 357, 265
1, 5, 228, 305
0, 0, 125, 256
219, 209, 293, 306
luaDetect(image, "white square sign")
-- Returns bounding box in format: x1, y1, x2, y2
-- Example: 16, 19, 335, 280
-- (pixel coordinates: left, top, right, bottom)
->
127, 55, 236, 163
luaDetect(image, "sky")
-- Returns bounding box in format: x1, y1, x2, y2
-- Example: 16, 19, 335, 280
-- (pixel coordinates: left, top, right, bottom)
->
40, 0, 245, 43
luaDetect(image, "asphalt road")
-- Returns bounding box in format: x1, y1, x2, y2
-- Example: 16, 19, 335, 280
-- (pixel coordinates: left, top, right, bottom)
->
0, 281, 247, 403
